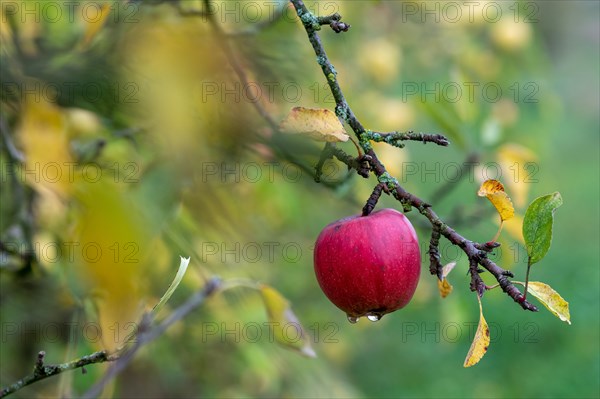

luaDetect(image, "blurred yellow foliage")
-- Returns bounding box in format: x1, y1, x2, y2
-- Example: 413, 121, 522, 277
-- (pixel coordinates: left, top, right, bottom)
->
491, 18, 532, 52
496, 143, 537, 209
356, 38, 401, 85
69, 179, 151, 351
17, 94, 74, 198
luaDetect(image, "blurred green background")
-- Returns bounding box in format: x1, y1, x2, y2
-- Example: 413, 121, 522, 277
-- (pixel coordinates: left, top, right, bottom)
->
1, 1, 598, 398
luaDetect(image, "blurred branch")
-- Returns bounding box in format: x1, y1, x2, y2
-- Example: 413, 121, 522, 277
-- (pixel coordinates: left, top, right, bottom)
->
83, 276, 221, 398
0, 117, 36, 274
0, 278, 222, 398
429, 153, 479, 203
443, 202, 491, 228
186, 1, 356, 192
0, 351, 111, 398
188, 0, 278, 130
227, 2, 291, 36
289, 0, 537, 312
0, 117, 25, 163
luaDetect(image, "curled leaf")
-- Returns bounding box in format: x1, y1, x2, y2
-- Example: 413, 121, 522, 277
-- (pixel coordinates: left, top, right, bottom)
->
260, 284, 316, 358
463, 296, 490, 368
477, 179, 515, 222
279, 107, 349, 142
522, 192, 563, 265
437, 262, 456, 298
517, 281, 571, 325
152, 256, 190, 317
438, 279, 453, 298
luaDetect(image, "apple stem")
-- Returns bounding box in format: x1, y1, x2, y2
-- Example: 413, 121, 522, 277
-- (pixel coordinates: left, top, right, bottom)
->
362, 183, 385, 216
429, 226, 443, 280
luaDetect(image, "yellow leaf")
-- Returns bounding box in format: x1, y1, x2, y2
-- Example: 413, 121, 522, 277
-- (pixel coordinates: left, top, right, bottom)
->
438, 279, 453, 298
259, 284, 316, 358
279, 107, 349, 142
477, 179, 515, 222
437, 262, 456, 298
518, 281, 571, 325
463, 296, 490, 367
70, 179, 150, 352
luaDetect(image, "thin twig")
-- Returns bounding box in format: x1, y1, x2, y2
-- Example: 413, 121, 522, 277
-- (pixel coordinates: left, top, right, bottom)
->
468, 257, 486, 297
367, 130, 450, 148
82, 277, 221, 398
0, 278, 222, 398
0, 351, 111, 398
198, 0, 279, 130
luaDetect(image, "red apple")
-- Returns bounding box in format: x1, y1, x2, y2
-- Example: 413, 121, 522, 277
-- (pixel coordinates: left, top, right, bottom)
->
314, 208, 421, 322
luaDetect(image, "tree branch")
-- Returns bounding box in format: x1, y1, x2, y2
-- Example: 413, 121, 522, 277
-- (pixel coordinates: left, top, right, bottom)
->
366, 130, 450, 148
82, 276, 221, 398
0, 117, 36, 274
0, 278, 222, 398
0, 351, 111, 398
288, 0, 537, 312
317, 13, 350, 33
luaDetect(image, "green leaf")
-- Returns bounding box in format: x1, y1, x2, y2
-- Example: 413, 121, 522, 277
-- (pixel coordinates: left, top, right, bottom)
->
152, 256, 190, 317
522, 192, 563, 264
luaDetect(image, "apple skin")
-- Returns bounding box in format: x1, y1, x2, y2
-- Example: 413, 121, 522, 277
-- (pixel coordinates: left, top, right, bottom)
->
314, 208, 421, 320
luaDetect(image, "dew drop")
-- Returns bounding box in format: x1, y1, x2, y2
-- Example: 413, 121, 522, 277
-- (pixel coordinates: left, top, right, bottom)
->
366, 313, 381, 322
347, 315, 359, 324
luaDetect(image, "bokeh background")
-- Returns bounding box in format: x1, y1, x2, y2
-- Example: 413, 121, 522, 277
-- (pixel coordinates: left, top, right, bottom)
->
1, 1, 598, 398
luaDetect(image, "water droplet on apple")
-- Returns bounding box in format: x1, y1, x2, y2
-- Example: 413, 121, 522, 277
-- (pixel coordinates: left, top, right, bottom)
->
347, 315, 359, 324
366, 313, 381, 322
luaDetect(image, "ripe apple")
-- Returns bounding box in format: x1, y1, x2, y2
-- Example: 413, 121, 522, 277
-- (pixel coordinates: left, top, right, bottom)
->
313, 208, 421, 322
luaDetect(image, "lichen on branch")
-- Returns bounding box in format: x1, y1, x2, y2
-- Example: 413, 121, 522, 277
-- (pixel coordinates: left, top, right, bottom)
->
288, 0, 537, 312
